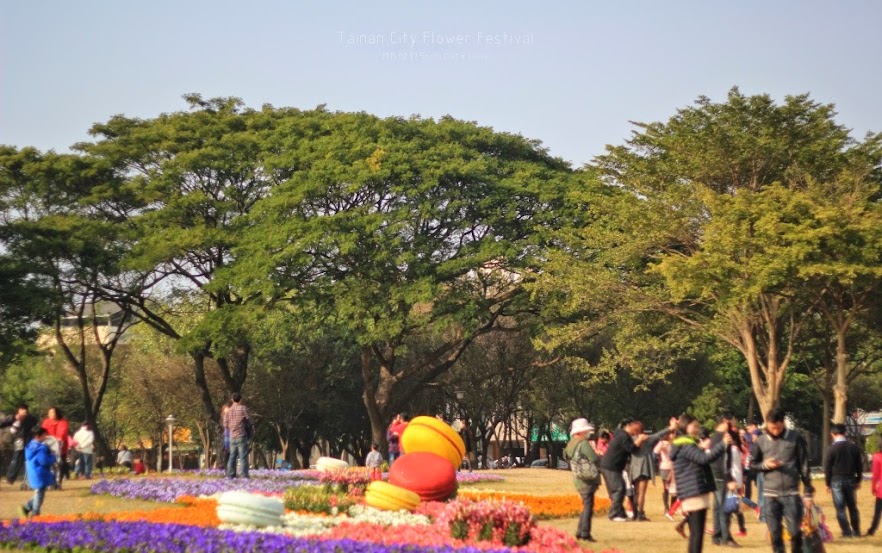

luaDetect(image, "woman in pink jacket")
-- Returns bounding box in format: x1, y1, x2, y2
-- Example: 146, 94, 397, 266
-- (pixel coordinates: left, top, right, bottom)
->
868, 437, 882, 536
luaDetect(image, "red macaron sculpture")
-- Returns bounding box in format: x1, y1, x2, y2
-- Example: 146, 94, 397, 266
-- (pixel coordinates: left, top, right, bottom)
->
365, 415, 466, 510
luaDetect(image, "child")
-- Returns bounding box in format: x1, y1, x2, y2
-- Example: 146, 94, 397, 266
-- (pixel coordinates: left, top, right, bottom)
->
20, 427, 56, 518
366, 443, 383, 481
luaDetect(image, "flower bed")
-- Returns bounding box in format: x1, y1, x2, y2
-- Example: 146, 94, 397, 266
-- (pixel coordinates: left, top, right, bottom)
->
456, 472, 505, 485
90, 477, 311, 502
28, 497, 219, 527
284, 485, 359, 514
457, 490, 610, 519
0, 520, 517, 553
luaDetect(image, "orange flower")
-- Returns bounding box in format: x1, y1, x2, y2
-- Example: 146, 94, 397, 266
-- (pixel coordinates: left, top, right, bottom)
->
456, 490, 610, 519
29, 499, 220, 527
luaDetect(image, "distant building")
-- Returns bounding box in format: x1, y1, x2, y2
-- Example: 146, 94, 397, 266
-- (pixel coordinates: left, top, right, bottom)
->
38, 301, 132, 348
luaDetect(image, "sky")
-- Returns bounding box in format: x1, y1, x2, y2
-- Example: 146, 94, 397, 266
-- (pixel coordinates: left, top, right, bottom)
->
1, 1, 881, 167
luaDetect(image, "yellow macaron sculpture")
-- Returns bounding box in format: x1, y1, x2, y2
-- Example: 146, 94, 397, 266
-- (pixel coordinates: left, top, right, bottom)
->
399, 416, 466, 469
364, 480, 421, 511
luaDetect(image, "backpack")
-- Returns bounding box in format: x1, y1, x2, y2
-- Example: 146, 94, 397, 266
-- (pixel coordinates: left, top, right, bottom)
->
571, 442, 599, 481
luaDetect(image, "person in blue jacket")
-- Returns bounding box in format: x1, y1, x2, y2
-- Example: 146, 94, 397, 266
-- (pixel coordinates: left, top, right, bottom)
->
20, 426, 56, 518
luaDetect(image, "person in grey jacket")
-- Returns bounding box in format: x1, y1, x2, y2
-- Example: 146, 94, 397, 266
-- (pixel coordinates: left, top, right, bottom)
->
749, 408, 814, 553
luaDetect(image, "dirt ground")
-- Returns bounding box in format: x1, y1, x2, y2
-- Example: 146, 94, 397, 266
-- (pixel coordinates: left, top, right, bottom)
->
0, 469, 879, 553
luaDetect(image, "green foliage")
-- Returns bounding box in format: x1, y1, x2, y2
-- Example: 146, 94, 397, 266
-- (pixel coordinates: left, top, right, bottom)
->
0, 354, 82, 420
283, 485, 357, 514
866, 424, 882, 456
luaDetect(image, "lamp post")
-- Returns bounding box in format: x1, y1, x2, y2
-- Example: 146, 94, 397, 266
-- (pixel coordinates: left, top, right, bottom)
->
165, 415, 176, 474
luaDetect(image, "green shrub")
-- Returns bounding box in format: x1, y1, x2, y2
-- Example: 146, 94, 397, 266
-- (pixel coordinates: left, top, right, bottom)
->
865, 424, 882, 456
283, 485, 357, 515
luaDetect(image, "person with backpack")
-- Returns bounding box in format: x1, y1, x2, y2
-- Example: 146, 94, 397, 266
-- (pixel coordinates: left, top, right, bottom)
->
564, 418, 600, 543
41, 406, 70, 489
1, 403, 38, 485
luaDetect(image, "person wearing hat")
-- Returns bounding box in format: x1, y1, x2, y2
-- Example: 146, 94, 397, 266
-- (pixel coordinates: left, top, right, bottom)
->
824, 423, 863, 538
564, 418, 600, 543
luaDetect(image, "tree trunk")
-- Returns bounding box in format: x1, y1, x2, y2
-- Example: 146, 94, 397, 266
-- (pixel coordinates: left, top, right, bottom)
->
361, 347, 392, 454
821, 392, 832, 457
746, 390, 757, 424
192, 352, 220, 423
832, 329, 848, 424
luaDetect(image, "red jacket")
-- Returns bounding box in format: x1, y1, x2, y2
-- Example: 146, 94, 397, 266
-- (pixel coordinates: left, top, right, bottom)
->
872, 452, 882, 499
42, 417, 70, 455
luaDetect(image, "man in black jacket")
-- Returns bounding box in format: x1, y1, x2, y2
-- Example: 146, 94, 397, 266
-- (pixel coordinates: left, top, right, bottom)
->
0, 403, 38, 485
710, 412, 739, 547
750, 408, 814, 553
824, 423, 863, 538
599, 417, 648, 521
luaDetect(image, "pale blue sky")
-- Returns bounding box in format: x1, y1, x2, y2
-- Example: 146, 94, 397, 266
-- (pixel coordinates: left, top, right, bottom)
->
2, 1, 880, 166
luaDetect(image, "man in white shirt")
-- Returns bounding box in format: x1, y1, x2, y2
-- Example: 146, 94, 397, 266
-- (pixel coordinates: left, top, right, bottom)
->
73, 423, 95, 479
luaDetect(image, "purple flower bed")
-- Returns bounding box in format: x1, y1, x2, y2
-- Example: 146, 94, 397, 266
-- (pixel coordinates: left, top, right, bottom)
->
193, 468, 322, 480
0, 520, 510, 553
90, 477, 313, 502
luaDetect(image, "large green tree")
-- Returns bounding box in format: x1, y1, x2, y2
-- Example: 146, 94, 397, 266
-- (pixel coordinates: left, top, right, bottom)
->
582, 88, 879, 421
229, 113, 573, 447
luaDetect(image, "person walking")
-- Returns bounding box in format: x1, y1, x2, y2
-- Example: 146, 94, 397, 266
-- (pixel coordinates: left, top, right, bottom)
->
867, 436, 882, 536
670, 414, 731, 553
366, 443, 384, 481
19, 427, 56, 518
728, 429, 748, 538
386, 413, 409, 464
750, 407, 814, 553
1, 403, 39, 485
41, 407, 70, 490
655, 433, 674, 513
219, 402, 231, 469
600, 417, 649, 521
710, 413, 739, 547
223, 393, 253, 479
73, 422, 95, 479
629, 420, 676, 521
564, 418, 601, 543
824, 423, 863, 538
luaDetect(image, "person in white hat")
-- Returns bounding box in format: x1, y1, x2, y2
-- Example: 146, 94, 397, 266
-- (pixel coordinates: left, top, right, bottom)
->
564, 418, 600, 543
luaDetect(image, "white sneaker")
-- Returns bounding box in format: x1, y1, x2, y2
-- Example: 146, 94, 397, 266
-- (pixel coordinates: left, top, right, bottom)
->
665, 513, 675, 521
611, 517, 628, 522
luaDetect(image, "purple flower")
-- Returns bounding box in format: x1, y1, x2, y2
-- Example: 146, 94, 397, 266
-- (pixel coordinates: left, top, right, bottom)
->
90, 477, 314, 502
0, 521, 513, 553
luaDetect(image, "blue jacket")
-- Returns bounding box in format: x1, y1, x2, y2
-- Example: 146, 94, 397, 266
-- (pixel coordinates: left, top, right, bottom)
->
25, 439, 57, 489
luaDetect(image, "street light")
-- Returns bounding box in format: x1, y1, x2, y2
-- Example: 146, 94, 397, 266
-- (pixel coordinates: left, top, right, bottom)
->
165, 415, 176, 474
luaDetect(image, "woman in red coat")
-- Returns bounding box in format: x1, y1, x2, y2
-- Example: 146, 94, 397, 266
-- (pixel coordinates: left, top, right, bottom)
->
868, 436, 882, 536
41, 406, 70, 490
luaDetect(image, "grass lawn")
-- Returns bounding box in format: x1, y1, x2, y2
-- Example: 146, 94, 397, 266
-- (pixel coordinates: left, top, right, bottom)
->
1, 469, 880, 553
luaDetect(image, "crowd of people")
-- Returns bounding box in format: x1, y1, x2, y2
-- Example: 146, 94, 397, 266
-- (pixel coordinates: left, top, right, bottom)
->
0, 403, 118, 517
4, 395, 882, 553
564, 408, 882, 553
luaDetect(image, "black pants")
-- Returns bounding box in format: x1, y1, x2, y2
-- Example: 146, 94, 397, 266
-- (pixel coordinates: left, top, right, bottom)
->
712, 480, 732, 543
687, 507, 708, 553
577, 487, 596, 538
868, 497, 882, 535
601, 468, 626, 519
831, 476, 861, 537
6, 450, 24, 483
766, 495, 803, 553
